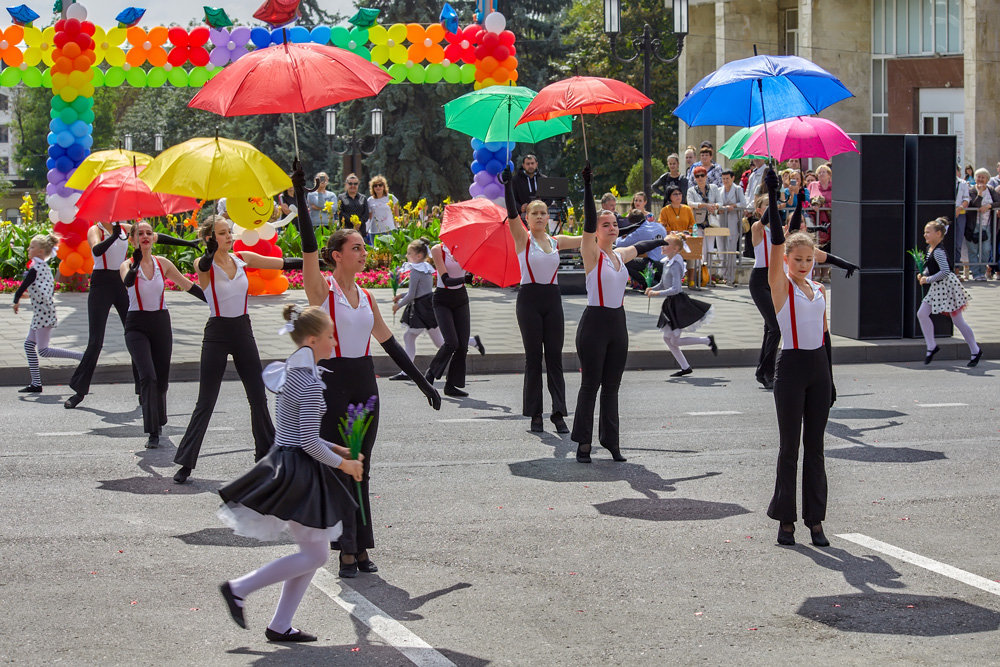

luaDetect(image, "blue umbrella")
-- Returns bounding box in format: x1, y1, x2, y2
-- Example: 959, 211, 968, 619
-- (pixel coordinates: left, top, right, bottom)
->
673, 54, 852, 158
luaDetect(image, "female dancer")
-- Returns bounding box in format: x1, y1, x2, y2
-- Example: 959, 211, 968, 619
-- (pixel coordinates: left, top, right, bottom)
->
293, 164, 440, 577
918, 218, 982, 366
120, 221, 205, 449
12, 234, 82, 392
65, 220, 199, 409
572, 163, 667, 463
219, 305, 364, 643
762, 168, 833, 548
502, 174, 583, 433
645, 234, 718, 376
172, 215, 305, 484
390, 239, 443, 379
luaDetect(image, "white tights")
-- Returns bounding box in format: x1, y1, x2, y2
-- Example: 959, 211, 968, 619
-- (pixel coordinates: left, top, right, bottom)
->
403, 327, 445, 359
662, 328, 710, 370
228, 523, 330, 633
24, 326, 82, 387
917, 302, 979, 355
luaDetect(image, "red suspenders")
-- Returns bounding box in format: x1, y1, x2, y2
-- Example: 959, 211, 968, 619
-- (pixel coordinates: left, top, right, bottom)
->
330, 286, 375, 357
787, 281, 798, 350
208, 256, 249, 318
596, 253, 605, 307
134, 258, 165, 311
525, 239, 558, 285
99, 228, 107, 270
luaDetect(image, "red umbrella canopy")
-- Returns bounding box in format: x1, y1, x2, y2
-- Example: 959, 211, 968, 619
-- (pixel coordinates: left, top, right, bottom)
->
516, 76, 653, 125
75, 165, 199, 224
440, 198, 521, 288
188, 42, 392, 116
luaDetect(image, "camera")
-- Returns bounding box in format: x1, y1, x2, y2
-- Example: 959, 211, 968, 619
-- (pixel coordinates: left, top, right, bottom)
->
790, 179, 798, 185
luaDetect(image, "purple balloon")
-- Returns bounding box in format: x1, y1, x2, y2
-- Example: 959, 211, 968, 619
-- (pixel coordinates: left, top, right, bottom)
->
482, 183, 503, 200
468, 182, 481, 198
473, 171, 492, 186
54, 182, 76, 198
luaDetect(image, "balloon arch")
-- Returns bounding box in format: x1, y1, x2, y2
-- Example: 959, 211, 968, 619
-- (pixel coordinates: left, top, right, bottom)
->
0, 2, 520, 289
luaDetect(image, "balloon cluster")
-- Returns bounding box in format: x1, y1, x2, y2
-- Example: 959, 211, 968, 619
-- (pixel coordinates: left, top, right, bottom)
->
473, 12, 516, 90
469, 138, 513, 203
47, 4, 96, 278
232, 235, 288, 295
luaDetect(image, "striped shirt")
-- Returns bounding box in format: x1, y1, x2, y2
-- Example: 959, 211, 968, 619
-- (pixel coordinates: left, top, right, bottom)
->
923, 246, 950, 283
273, 362, 343, 468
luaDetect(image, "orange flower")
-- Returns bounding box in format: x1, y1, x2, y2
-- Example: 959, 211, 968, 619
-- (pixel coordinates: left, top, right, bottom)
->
125, 26, 168, 68
0, 26, 24, 67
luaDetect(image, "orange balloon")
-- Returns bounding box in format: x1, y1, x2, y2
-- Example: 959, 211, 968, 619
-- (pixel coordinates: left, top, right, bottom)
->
53, 57, 73, 74
492, 66, 508, 82
267, 274, 289, 295
147, 48, 167, 67
73, 55, 93, 72
479, 55, 498, 74
76, 240, 90, 255
425, 23, 446, 43
58, 260, 75, 277
502, 56, 518, 71
125, 48, 146, 67
259, 268, 280, 281
56, 242, 71, 260
62, 42, 81, 59
405, 23, 424, 44
474, 68, 487, 83
510, 69, 518, 82
62, 251, 82, 273
246, 272, 265, 295
425, 44, 444, 63
407, 43, 426, 63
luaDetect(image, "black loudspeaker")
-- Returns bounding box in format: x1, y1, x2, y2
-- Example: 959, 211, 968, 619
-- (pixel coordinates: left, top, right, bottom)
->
831, 271, 904, 339
905, 134, 957, 203
907, 202, 958, 247
831, 202, 905, 271
833, 135, 906, 202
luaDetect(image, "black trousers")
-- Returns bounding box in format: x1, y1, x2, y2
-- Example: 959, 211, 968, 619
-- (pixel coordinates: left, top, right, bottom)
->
320, 356, 379, 554
428, 286, 470, 388
174, 315, 275, 469
767, 348, 831, 525
124, 310, 172, 436
749, 267, 781, 382
70, 270, 139, 395
516, 284, 567, 418
571, 306, 628, 447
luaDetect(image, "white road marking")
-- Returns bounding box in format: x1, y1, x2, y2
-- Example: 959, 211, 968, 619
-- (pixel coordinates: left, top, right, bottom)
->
207, 427, 234, 431
685, 410, 742, 416
36, 431, 87, 437
915, 402, 968, 408
837, 533, 1000, 597
311, 569, 456, 666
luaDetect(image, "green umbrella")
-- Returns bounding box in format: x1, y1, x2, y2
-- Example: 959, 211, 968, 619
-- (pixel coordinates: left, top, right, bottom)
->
444, 85, 573, 145
719, 125, 767, 160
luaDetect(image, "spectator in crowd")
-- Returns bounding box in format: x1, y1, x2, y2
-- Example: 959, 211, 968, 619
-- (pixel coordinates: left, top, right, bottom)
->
630, 191, 654, 222
617, 209, 667, 289
686, 143, 722, 187
658, 185, 695, 235
743, 158, 768, 209
512, 154, 544, 214
964, 165, 976, 188
988, 161, 1000, 190
781, 171, 807, 223
305, 172, 338, 228
786, 158, 801, 172
955, 164, 971, 275
687, 166, 718, 229
683, 146, 696, 176
335, 173, 369, 236
709, 169, 746, 285
366, 174, 399, 244
807, 164, 833, 250
966, 168, 997, 281
804, 170, 817, 187
277, 185, 296, 218
652, 153, 688, 206
600, 192, 626, 227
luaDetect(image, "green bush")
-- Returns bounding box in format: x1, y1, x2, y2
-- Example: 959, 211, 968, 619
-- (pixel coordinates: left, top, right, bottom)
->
626, 157, 667, 197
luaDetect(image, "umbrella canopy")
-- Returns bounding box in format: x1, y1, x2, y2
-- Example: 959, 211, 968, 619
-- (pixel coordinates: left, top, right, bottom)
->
444, 85, 573, 144
140, 136, 291, 200
673, 55, 852, 128
741, 116, 859, 161
65, 149, 154, 190
440, 198, 520, 288
718, 125, 767, 160
75, 165, 199, 224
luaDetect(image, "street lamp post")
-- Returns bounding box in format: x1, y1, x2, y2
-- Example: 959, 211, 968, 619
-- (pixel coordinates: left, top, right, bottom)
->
123, 133, 133, 152
154, 132, 163, 153
603, 0, 688, 207
325, 107, 384, 181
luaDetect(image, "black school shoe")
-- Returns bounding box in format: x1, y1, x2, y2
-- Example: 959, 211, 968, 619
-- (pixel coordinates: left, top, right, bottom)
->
265, 627, 317, 643
530, 416, 544, 432
219, 582, 246, 629
443, 385, 468, 397
474, 335, 486, 355
968, 349, 984, 367
671, 367, 693, 377
550, 414, 570, 434
19, 384, 42, 393
64, 393, 84, 408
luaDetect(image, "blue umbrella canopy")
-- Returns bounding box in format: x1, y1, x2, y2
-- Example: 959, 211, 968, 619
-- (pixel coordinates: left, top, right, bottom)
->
673, 55, 853, 128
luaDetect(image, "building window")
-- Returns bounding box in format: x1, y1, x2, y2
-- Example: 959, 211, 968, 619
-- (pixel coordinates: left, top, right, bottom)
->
871, 59, 888, 133
0, 158, 9, 175
872, 0, 960, 57
0, 95, 8, 111
0, 126, 8, 143
783, 9, 798, 56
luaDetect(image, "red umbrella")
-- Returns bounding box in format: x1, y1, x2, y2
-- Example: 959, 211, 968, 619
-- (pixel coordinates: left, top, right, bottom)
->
516, 76, 653, 158
440, 198, 521, 288
75, 165, 199, 224
188, 42, 393, 155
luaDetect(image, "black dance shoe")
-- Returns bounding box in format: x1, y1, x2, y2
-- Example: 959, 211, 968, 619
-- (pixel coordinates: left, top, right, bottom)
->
550, 414, 570, 434
357, 552, 378, 573
219, 581, 246, 629
18, 384, 42, 393
338, 554, 358, 578
173, 466, 192, 484
443, 385, 468, 398
64, 393, 84, 408
708, 335, 718, 356
777, 525, 795, 546
530, 416, 544, 432
924, 346, 940, 365
968, 349, 984, 367
145, 434, 160, 449
808, 524, 830, 547
603, 444, 627, 462
474, 335, 486, 355
388, 372, 408, 381
671, 367, 693, 377
576, 443, 592, 463
265, 627, 317, 643
762, 376, 774, 390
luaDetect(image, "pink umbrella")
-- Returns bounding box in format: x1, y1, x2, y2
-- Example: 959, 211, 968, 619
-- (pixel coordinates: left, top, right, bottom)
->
440, 198, 521, 288
741, 115, 858, 161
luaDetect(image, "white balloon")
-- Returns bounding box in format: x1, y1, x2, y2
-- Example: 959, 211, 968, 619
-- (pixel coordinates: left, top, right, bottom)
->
272, 211, 296, 228
65, 3, 88, 20
48, 209, 60, 223
483, 11, 506, 33
241, 229, 259, 246
47, 193, 70, 208
231, 223, 246, 237
67, 193, 81, 206
258, 222, 276, 240
492, 197, 505, 207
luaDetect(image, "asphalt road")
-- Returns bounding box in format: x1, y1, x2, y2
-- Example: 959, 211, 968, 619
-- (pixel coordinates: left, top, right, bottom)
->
2, 361, 999, 665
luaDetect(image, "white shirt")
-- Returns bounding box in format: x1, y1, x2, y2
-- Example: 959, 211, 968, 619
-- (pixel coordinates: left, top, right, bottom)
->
710, 183, 745, 230
367, 194, 397, 235
92, 224, 128, 271
127, 257, 165, 312
752, 233, 772, 269
777, 278, 826, 350
519, 234, 560, 285
321, 278, 375, 358
436, 246, 466, 289
585, 249, 628, 308
956, 179, 970, 209
206, 254, 249, 318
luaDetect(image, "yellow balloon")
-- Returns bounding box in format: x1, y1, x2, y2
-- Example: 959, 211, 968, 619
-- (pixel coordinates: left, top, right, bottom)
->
227, 194, 273, 230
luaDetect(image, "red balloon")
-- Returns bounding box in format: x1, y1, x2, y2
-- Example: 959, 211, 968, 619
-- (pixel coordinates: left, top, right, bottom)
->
189, 26, 210, 46
481, 32, 499, 49
81, 21, 95, 36
76, 34, 94, 51
232, 239, 249, 253
54, 19, 65, 32
474, 44, 489, 60
54, 32, 69, 48
463, 25, 482, 42
64, 19, 80, 37
493, 45, 509, 61
499, 30, 516, 47
508, 45, 517, 57
62, 232, 82, 248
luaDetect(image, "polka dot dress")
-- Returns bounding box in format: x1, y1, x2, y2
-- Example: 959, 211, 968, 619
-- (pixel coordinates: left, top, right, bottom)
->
26, 256, 57, 330
925, 273, 969, 315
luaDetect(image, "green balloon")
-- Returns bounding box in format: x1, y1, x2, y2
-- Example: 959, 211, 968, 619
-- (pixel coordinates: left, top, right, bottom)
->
0, 67, 21, 87
21, 67, 42, 87
167, 66, 188, 87
79, 108, 95, 124
187, 66, 210, 87
41, 68, 52, 88
90, 67, 104, 87
443, 63, 461, 84
331, 26, 350, 47
71, 95, 93, 112
125, 67, 147, 88
49, 108, 59, 120
146, 67, 167, 87
207, 66, 222, 80
350, 46, 371, 62
59, 107, 78, 124
348, 28, 369, 45
406, 64, 425, 84
104, 67, 126, 87
387, 63, 407, 84
424, 63, 444, 84
459, 63, 476, 85
52, 96, 67, 110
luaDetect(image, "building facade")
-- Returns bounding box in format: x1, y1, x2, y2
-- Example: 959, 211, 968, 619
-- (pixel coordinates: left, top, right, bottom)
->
679, 0, 1000, 170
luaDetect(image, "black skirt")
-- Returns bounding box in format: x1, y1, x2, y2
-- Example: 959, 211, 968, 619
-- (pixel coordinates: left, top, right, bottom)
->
657, 292, 714, 332
218, 446, 357, 541
401, 293, 437, 330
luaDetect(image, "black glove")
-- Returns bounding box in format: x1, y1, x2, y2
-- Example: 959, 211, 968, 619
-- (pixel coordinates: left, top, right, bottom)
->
156, 232, 200, 248
582, 161, 596, 234
632, 238, 668, 255
502, 172, 519, 220
824, 331, 836, 406
440, 272, 465, 287
188, 284, 207, 302
788, 195, 804, 232
123, 247, 142, 287
823, 252, 859, 278
91, 222, 122, 256
282, 257, 303, 270
380, 336, 441, 410
765, 169, 785, 246
617, 222, 640, 237
197, 234, 218, 272
499, 167, 512, 185
291, 159, 318, 254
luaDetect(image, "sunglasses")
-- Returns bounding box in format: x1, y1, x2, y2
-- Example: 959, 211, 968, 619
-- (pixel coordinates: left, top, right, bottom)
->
347, 181, 359, 186
694, 174, 706, 178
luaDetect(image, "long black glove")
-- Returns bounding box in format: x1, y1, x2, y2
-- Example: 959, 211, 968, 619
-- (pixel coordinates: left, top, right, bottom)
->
823, 252, 859, 278
824, 331, 836, 406
617, 222, 641, 237
440, 272, 465, 287
91, 221, 122, 256
765, 168, 784, 246
501, 168, 520, 220
188, 284, 207, 302
12, 268, 36, 303
156, 232, 200, 248
582, 162, 596, 234
197, 234, 218, 272
291, 160, 318, 254
632, 238, 668, 255
788, 194, 804, 232
380, 336, 441, 410
282, 257, 304, 270
122, 247, 142, 287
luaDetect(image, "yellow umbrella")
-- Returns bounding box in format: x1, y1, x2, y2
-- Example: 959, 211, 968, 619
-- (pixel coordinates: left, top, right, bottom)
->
65, 148, 154, 190
139, 136, 291, 200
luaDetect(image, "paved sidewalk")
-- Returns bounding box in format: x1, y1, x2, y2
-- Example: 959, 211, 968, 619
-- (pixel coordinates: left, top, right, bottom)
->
3, 281, 998, 387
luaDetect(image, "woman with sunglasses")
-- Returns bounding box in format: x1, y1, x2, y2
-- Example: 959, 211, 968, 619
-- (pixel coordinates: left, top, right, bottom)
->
367, 175, 399, 245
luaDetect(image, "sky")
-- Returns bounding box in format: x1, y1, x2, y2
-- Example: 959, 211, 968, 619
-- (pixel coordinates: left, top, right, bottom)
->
57, 1, 357, 27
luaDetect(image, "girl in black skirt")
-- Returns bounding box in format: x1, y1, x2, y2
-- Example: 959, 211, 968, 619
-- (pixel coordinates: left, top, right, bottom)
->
219, 305, 364, 643
502, 173, 583, 434
293, 164, 440, 577
645, 234, 718, 376
390, 239, 444, 377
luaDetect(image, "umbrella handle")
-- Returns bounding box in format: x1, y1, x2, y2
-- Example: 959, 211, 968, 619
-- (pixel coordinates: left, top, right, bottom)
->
581, 114, 589, 162
756, 79, 773, 165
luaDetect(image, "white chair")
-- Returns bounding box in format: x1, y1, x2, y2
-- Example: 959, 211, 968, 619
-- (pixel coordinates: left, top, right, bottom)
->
703, 227, 740, 285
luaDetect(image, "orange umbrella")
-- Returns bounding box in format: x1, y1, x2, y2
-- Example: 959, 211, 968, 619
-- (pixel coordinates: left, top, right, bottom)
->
76, 164, 199, 223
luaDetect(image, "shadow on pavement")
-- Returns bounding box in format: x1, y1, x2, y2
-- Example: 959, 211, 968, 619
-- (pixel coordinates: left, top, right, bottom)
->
593, 497, 751, 521
797, 592, 1000, 636
441, 394, 514, 414
508, 459, 721, 499
665, 375, 731, 388
97, 442, 223, 495
793, 544, 904, 593
73, 402, 144, 425
229, 643, 489, 666
174, 527, 293, 548
349, 576, 473, 622
828, 407, 906, 420
826, 444, 947, 464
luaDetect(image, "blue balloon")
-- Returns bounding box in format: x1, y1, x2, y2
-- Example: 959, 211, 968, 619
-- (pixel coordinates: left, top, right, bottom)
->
470, 160, 484, 174
79, 135, 94, 149
49, 118, 67, 133
46, 158, 55, 169
470, 137, 484, 150
46, 132, 58, 146
288, 26, 310, 43
70, 121, 90, 138
484, 141, 504, 152
55, 156, 74, 174
56, 131, 74, 148
485, 159, 504, 176
473, 147, 491, 165
250, 27, 272, 48
66, 143, 87, 162
310, 26, 331, 44
48, 144, 66, 159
